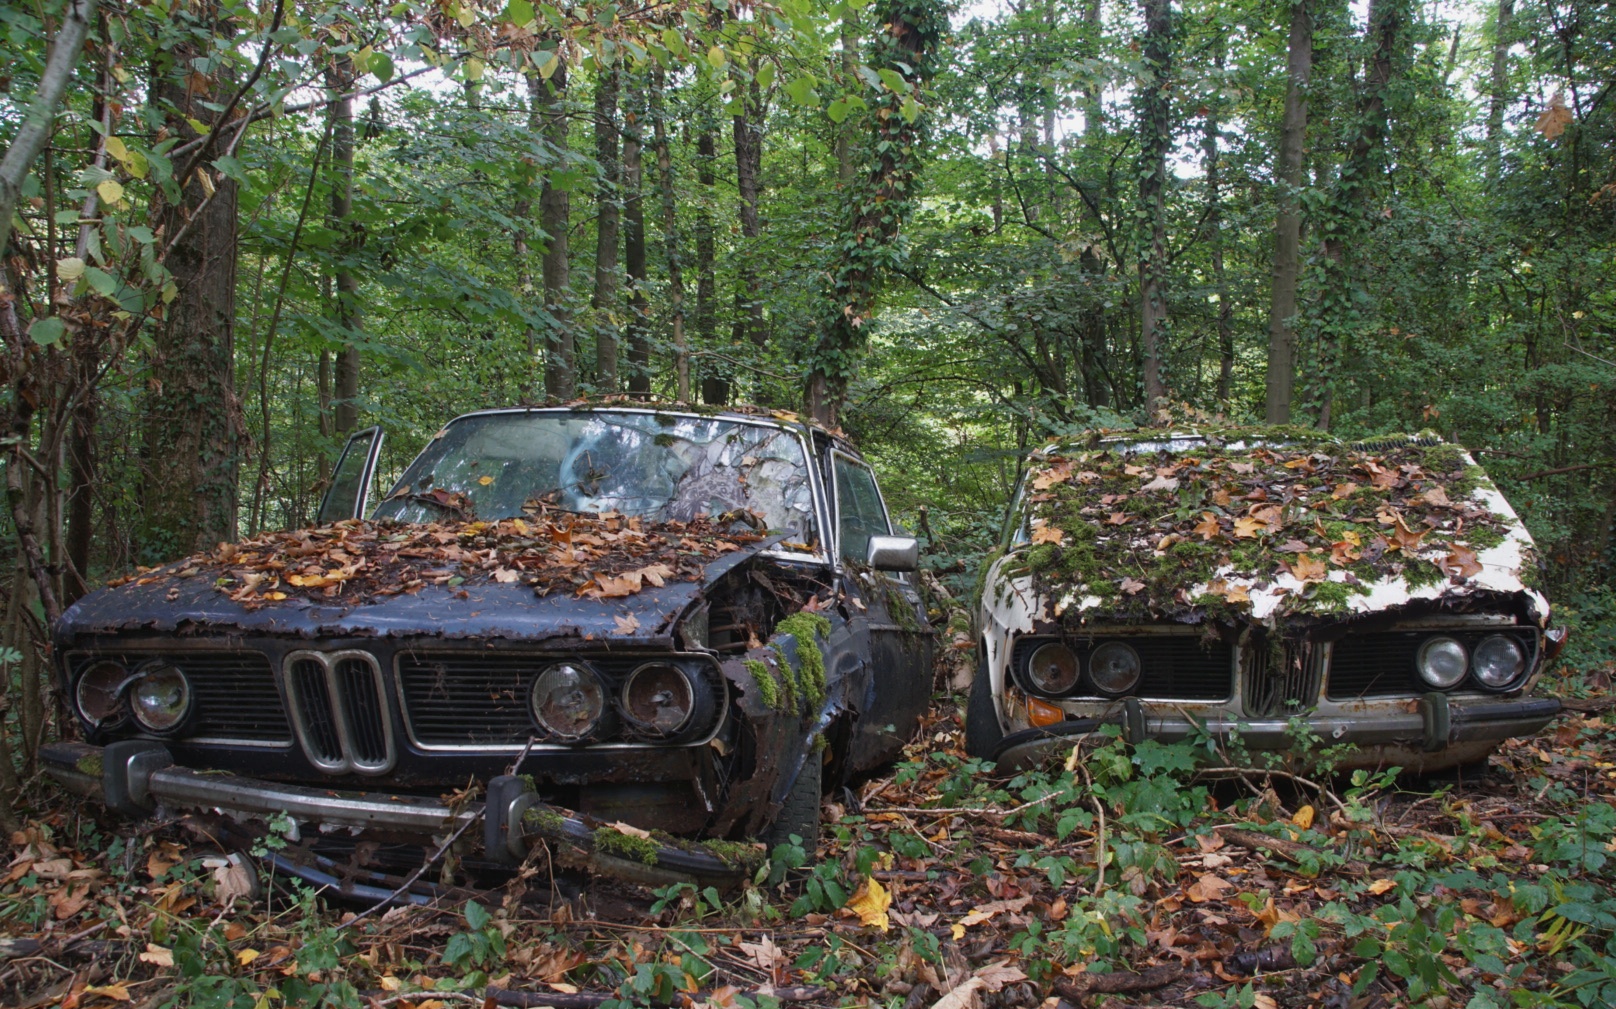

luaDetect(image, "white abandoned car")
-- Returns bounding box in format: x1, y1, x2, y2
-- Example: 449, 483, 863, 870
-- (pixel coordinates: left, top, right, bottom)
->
967, 427, 1562, 773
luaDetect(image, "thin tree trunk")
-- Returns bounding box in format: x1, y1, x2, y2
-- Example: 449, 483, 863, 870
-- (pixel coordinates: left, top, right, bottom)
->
539, 57, 575, 399
696, 114, 724, 404
1266, 0, 1312, 423
1136, 0, 1173, 412
650, 68, 688, 401
328, 55, 362, 434
1204, 41, 1233, 405
623, 73, 650, 394
514, 77, 539, 397
1485, 0, 1514, 185
732, 75, 765, 349
837, 14, 859, 184
592, 64, 621, 389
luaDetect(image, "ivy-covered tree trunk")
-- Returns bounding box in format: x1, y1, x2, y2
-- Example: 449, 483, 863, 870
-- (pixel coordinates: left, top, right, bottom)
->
1265, 0, 1312, 423
1135, 0, 1173, 412
538, 58, 575, 400
806, 0, 947, 425
592, 64, 621, 390
138, 1, 240, 560
1485, 0, 1514, 185
650, 68, 688, 401
731, 74, 766, 350
1203, 40, 1234, 405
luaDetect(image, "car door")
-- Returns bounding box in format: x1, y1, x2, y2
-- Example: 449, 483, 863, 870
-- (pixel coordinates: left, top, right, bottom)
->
831, 450, 932, 769
316, 427, 385, 524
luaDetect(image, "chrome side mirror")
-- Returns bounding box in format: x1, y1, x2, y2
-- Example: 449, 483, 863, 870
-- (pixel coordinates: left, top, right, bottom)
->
866, 535, 919, 573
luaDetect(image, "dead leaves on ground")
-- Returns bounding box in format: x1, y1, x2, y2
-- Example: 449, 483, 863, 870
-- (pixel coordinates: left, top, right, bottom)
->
112, 512, 766, 610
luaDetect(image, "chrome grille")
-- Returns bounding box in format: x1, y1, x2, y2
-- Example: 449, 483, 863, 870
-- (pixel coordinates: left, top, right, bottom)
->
1245, 640, 1324, 717
67, 651, 290, 745
284, 650, 395, 774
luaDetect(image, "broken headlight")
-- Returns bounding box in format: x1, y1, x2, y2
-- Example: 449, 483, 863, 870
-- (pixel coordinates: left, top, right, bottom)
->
74, 660, 130, 728
1088, 642, 1142, 696
129, 662, 192, 733
1025, 642, 1079, 694
621, 662, 717, 740
530, 663, 607, 742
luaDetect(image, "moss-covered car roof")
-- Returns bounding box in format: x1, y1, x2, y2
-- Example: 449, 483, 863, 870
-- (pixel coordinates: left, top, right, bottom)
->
1004, 428, 1537, 625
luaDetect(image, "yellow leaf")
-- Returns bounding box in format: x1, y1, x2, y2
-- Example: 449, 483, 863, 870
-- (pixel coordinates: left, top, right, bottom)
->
104, 136, 129, 162
846, 876, 891, 931
1367, 878, 1397, 895
83, 983, 133, 1002
237, 948, 261, 965
97, 179, 125, 204
1291, 805, 1315, 831
57, 257, 86, 281
478, 475, 494, 485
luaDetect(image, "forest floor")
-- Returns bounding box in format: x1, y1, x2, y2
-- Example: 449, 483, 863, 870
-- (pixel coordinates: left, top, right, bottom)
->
5, 665, 1616, 1009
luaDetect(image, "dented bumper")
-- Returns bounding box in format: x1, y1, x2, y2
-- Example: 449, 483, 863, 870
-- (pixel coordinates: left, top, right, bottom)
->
993, 694, 1561, 774
42, 741, 753, 889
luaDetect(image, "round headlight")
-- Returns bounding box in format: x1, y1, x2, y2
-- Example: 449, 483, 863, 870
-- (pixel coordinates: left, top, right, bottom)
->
75, 660, 130, 728
130, 663, 191, 733
622, 663, 697, 736
1416, 637, 1468, 689
1026, 642, 1079, 694
1089, 642, 1143, 696
1473, 634, 1527, 688
530, 663, 606, 742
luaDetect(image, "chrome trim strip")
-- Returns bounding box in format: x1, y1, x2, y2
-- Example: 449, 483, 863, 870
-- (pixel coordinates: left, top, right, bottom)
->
392, 650, 729, 754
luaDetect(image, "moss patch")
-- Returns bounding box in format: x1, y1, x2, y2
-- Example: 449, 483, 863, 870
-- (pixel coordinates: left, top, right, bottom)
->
75, 753, 103, 777
523, 807, 567, 837
1019, 428, 1516, 624
742, 658, 784, 712
592, 827, 660, 865
776, 612, 832, 710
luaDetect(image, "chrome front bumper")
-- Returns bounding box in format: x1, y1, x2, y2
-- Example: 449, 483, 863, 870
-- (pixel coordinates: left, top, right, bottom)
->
42, 741, 754, 888
994, 694, 1562, 773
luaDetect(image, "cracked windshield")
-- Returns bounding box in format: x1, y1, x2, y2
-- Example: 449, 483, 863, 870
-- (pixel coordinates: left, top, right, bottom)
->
373, 412, 818, 544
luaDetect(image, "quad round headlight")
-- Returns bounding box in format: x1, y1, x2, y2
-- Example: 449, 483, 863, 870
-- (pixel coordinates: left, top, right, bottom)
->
129, 662, 191, 733
530, 663, 606, 741
622, 663, 698, 736
1025, 642, 1079, 694
1416, 636, 1469, 689
74, 660, 130, 728
1088, 642, 1143, 696
1472, 634, 1527, 688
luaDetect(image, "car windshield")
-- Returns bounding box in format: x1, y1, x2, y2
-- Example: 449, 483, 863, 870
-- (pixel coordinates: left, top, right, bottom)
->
373, 411, 819, 544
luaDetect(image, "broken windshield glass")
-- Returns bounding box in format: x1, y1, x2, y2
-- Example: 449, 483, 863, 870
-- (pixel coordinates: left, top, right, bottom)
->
373, 412, 820, 546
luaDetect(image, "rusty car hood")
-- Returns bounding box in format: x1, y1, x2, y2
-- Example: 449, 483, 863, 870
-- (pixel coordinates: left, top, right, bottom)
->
57, 537, 784, 648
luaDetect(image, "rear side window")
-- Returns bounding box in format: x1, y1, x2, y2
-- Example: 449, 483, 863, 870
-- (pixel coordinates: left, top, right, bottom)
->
833, 455, 891, 564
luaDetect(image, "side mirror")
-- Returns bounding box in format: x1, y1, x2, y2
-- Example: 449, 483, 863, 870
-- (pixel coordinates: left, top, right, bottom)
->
866, 535, 919, 573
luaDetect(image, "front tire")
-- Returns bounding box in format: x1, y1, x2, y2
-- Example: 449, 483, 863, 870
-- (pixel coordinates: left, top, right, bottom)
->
964, 658, 1004, 759
765, 754, 823, 853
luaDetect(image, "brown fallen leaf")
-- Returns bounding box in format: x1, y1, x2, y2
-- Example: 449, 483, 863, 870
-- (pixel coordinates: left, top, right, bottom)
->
1287, 555, 1327, 583
1030, 520, 1065, 546
1443, 544, 1483, 578
1120, 577, 1146, 595
612, 613, 641, 635
1186, 873, 1232, 903
1193, 513, 1222, 541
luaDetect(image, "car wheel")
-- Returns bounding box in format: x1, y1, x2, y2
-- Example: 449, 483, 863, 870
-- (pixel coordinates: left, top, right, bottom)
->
765, 754, 823, 854
964, 658, 1004, 760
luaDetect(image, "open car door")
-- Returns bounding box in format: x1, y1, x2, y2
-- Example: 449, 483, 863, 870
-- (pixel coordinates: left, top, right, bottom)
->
316, 427, 385, 524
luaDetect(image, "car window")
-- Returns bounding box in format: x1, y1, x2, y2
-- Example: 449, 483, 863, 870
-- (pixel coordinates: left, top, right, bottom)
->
374, 412, 820, 545
833, 455, 890, 564
317, 428, 381, 524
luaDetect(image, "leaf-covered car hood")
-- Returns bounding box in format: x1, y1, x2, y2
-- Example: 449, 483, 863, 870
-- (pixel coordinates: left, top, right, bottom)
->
985, 429, 1549, 631
58, 515, 787, 647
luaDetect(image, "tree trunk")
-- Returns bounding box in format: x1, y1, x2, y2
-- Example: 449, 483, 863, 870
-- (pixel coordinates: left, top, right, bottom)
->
1485, 0, 1514, 185
650, 68, 688, 401
328, 54, 361, 435
1204, 42, 1234, 406
807, 0, 946, 424
138, 0, 240, 560
539, 58, 575, 400
731, 74, 765, 349
695, 115, 724, 405
623, 73, 651, 394
515, 69, 541, 397
837, 15, 859, 184
592, 64, 621, 389
1136, 0, 1173, 412
1265, 0, 1311, 423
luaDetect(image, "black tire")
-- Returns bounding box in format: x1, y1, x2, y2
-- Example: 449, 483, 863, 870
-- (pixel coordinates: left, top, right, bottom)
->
766, 754, 823, 853
964, 660, 1005, 759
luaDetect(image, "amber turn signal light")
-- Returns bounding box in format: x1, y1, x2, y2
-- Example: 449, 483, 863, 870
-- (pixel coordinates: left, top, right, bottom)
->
1027, 696, 1065, 727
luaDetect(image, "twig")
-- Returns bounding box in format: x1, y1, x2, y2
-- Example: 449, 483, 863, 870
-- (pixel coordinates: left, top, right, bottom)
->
340, 811, 480, 929
1195, 766, 1350, 819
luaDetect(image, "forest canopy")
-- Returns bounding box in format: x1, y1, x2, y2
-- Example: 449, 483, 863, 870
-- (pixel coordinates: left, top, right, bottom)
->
0, 0, 1612, 809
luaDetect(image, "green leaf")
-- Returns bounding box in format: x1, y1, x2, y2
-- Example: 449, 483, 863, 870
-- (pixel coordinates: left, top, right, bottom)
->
706, 45, 728, 68
784, 75, 818, 107
660, 28, 687, 58
464, 900, 491, 930
83, 266, 117, 297
371, 52, 395, 83
465, 56, 486, 81
505, 0, 535, 26
28, 317, 65, 347
877, 68, 910, 94
755, 62, 776, 89
900, 95, 921, 123
826, 98, 851, 123
535, 50, 559, 80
